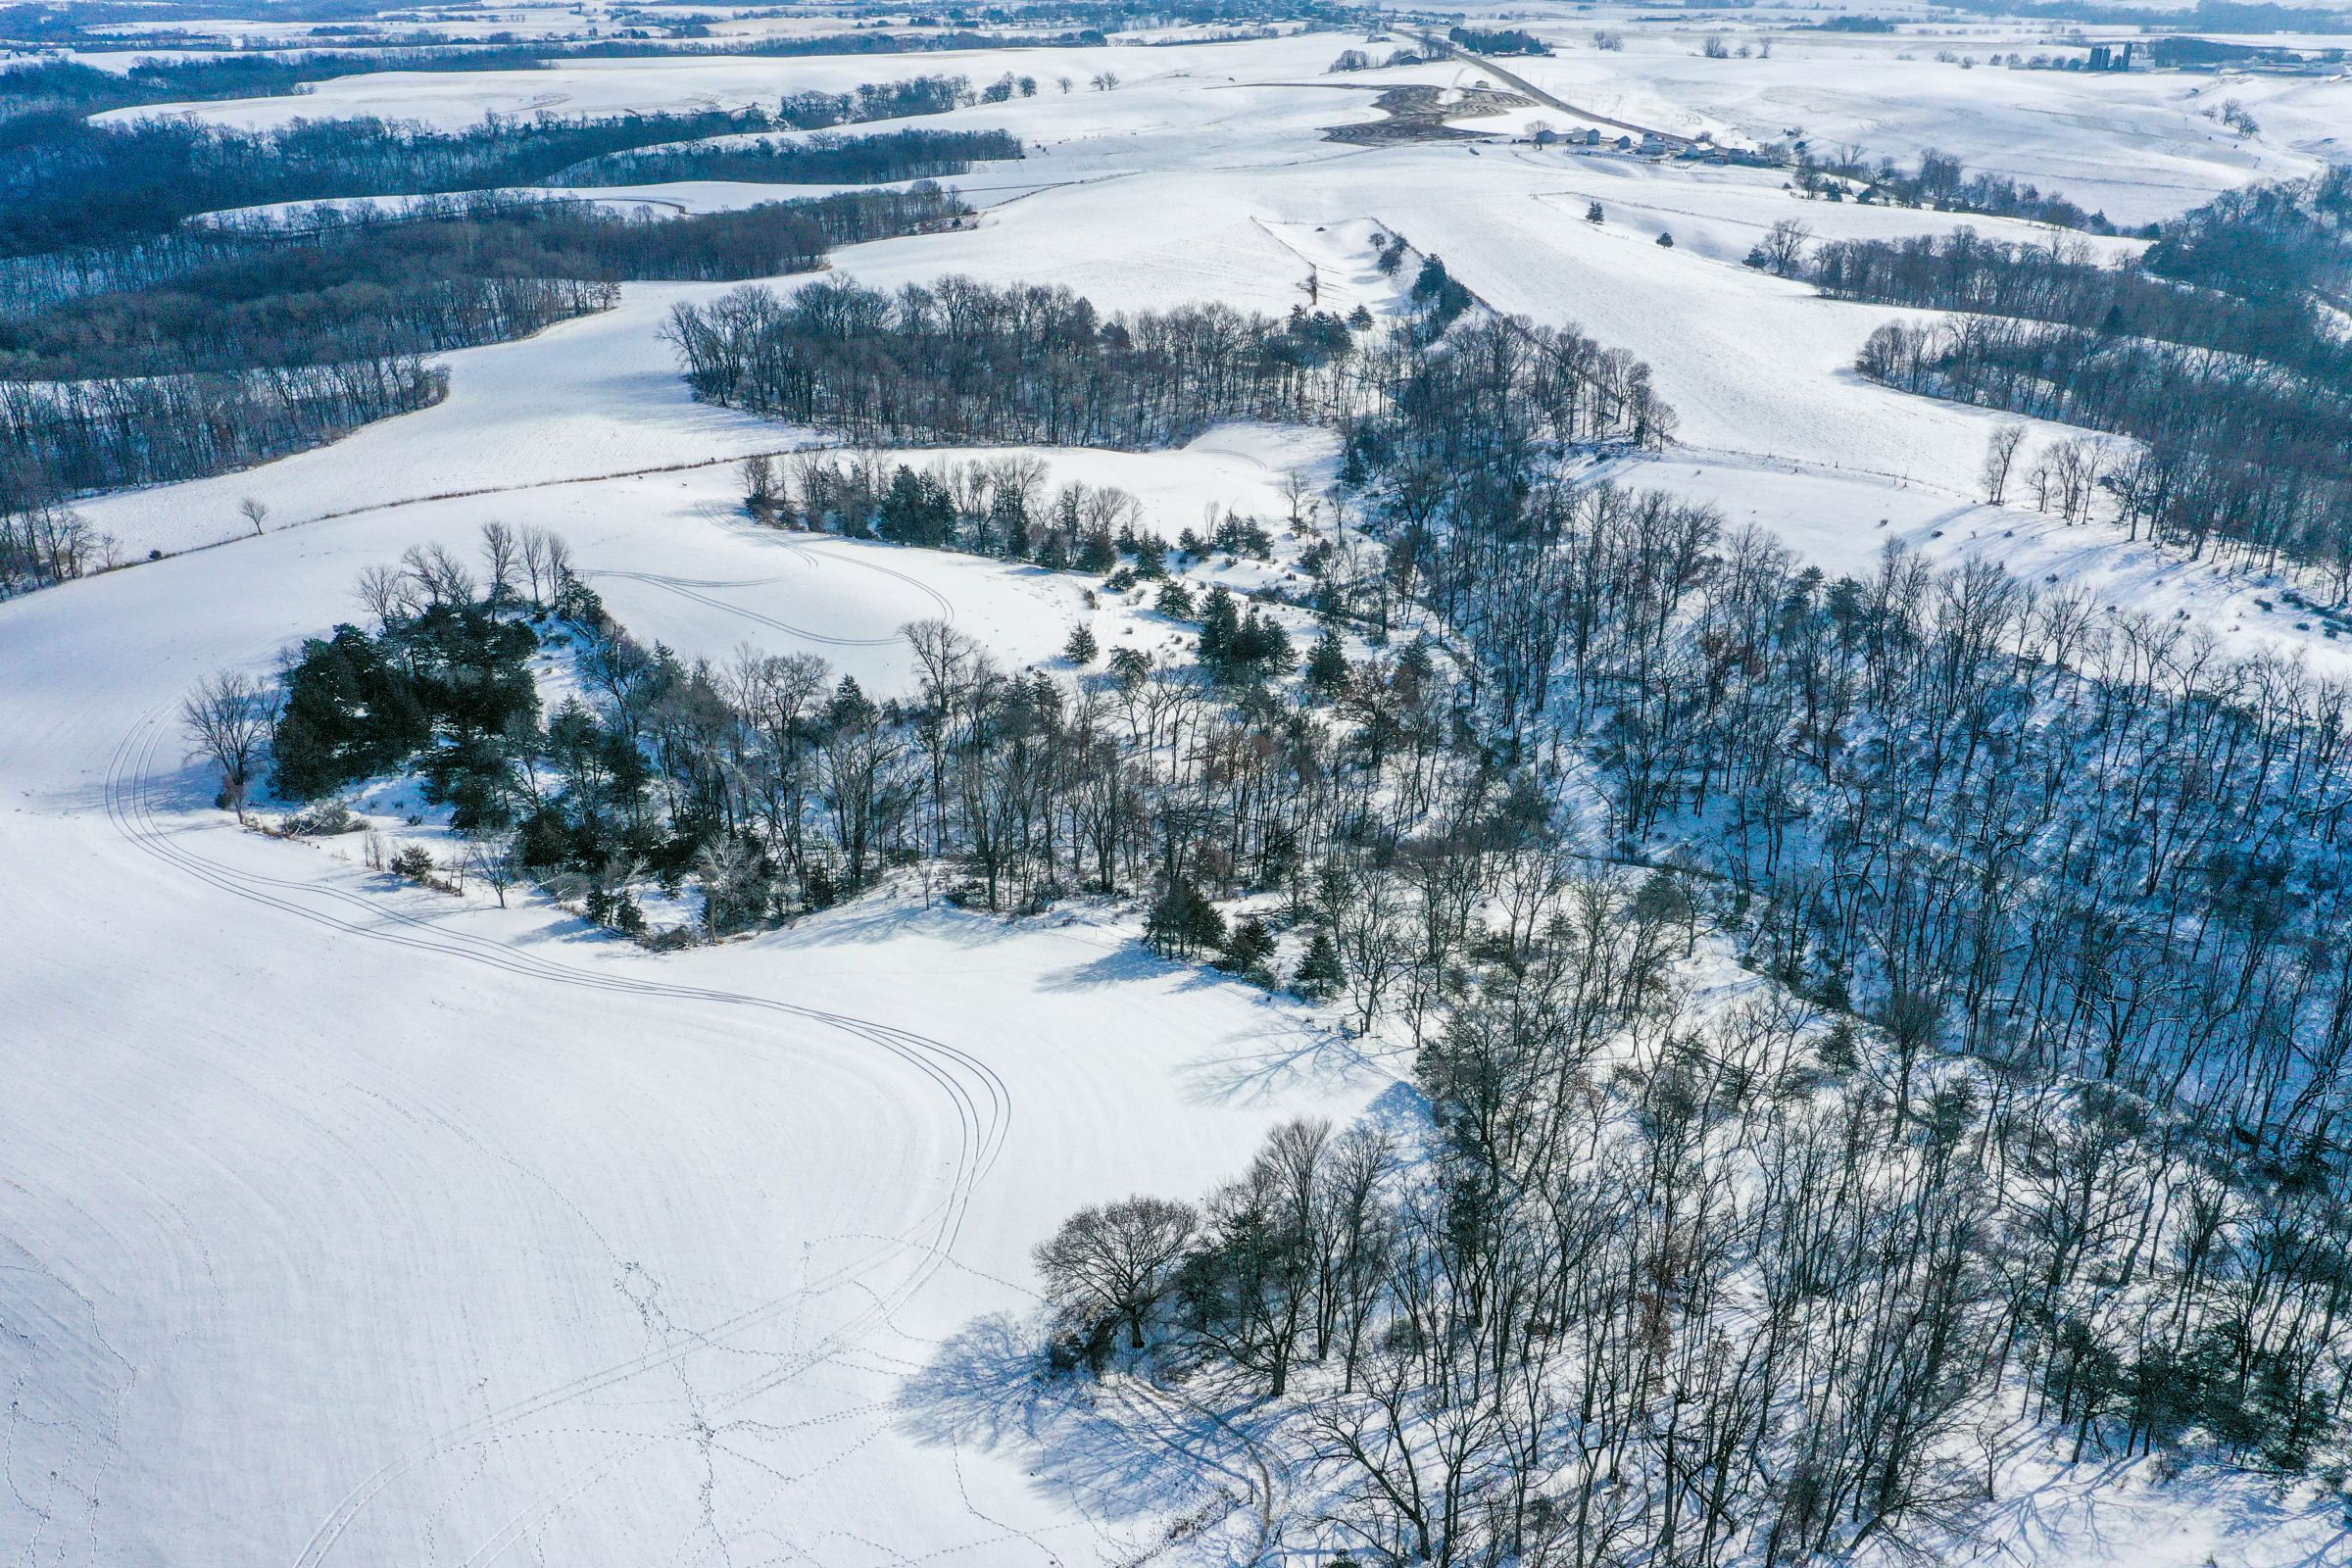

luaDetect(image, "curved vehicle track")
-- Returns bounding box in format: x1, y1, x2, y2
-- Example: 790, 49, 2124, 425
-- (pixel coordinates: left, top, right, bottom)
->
589, 530, 957, 649
101, 717, 1014, 1566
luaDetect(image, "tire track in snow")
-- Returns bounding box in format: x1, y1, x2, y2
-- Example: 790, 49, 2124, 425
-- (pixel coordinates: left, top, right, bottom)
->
774, 533, 958, 623
587, 527, 958, 650
588, 568, 909, 647
100, 719, 1012, 1567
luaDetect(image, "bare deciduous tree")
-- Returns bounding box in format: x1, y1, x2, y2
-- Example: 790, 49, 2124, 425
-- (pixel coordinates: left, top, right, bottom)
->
519, 525, 553, 605
401, 542, 475, 607
1757, 217, 1813, 275
1981, 422, 2028, 505
465, 835, 520, 908
539, 531, 575, 602
1034, 1196, 1200, 1349
181, 670, 276, 820
478, 520, 519, 605
352, 563, 413, 627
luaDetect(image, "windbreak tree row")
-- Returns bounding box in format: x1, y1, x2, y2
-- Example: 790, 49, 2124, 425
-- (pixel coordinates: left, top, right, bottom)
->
554, 127, 1024, 191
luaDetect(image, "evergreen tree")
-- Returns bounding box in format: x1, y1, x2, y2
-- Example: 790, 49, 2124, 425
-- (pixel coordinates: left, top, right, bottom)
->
1217, 914, 1276, 983
1198, 583, 1239, 662
826, 673, 878, 731
1294, 927, 1344, 999
1305, 627, 1349, 700
272, 623, 432, 798
1230, 609, 1295, 681
1146, 878, 1228, 958
1063, 622, 1099, 664
877, 465, 956, 548
1076, 529, 1118, 573
990, 486, 1031, 559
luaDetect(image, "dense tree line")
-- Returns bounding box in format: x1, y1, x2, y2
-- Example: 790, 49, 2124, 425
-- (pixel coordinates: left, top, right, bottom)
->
1809, 227, 2343, 372
0, 355, 445, 504
0, 51, 575, 122
0, 187, 964, 508
0, 106, 754, 260
558, 127, 1024, 190
764, 74, 984, 130
0, 75, 983, 270
665, 267, 1670, 452
0, 187, 967, 381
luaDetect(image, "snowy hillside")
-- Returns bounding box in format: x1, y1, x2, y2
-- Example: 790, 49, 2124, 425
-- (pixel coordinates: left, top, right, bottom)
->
8, 6, 2352, 1565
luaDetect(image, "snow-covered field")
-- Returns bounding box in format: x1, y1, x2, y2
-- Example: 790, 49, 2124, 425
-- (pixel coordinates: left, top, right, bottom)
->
83, 48, 2352, 677
1485, 36, 2346, 223
0, 437, 1387, 1565
13, 12, 2352, 1564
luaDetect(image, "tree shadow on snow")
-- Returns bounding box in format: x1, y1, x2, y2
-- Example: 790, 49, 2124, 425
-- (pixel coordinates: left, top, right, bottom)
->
1171, 1017, 1396, 1107
897, 1314, 1240, 1538
1038, 940, 1226, 992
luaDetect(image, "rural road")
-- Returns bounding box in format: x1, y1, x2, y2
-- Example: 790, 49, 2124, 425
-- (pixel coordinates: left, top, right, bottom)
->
1428, 36, 1694, 147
